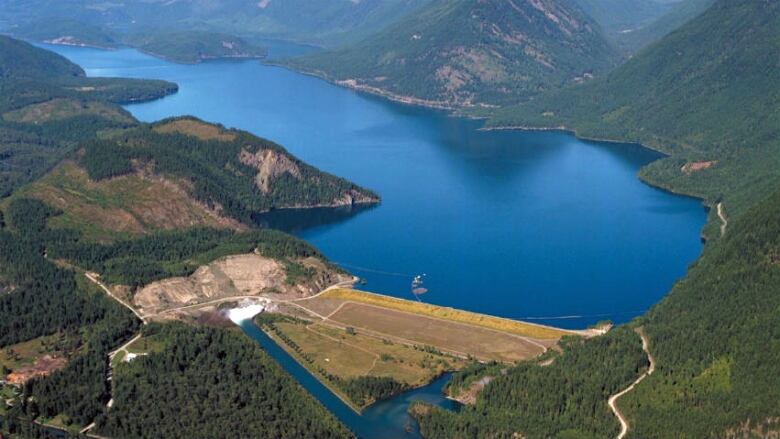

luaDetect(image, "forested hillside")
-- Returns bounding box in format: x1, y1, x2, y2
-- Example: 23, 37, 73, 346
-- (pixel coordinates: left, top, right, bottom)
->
1, 38, 377, 232
94, 323, 352, 438
285, 0, 619, 107
491, 0, 780, 220
0, 36, 176, 197
573, 0, 671, 47
413, 1, 780, 437
0, 199, 352, 437
616, 0, 715, 52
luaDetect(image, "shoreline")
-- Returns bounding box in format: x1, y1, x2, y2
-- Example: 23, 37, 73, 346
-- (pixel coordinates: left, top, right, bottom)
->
271, 60, 711, 213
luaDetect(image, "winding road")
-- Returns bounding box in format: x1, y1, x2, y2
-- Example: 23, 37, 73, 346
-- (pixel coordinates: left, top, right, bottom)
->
717, 202, 728, 236
608, 327, 655, 439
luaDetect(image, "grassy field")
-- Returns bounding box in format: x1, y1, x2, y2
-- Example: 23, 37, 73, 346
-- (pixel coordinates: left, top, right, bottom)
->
323, 302, 548, 362
2, 98, 133, 124
310, 289, 571, 340
261, 315, 467, 409
153, 118, 236, 142
0, 334, 67, 371
278, 320, 463, 385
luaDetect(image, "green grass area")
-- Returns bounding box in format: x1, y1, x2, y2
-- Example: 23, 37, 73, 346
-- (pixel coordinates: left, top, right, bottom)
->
0, 334, 70, 372
258, 313, 467, 409
3, 98, 133, 124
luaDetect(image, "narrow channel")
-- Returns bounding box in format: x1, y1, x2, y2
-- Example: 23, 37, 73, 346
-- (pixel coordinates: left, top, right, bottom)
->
236, 319, 459, 439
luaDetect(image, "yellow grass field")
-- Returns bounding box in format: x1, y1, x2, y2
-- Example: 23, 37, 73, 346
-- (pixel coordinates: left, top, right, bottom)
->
315, 289, 571, 340
153, 118, 236, 142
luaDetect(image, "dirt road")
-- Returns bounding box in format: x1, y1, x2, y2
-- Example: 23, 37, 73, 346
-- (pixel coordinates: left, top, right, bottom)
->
608, 327, 655, 439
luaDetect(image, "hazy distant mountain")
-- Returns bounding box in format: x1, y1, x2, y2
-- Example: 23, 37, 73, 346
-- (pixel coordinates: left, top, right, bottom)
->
573, 0, 672, 46
284, 0, 619, 108
614, 0, 716, 51
0, 0, 430, 47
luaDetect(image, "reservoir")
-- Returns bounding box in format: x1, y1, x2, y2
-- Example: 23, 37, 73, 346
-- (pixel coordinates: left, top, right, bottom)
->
47, 44, 706, 329
45, 43, 706, 437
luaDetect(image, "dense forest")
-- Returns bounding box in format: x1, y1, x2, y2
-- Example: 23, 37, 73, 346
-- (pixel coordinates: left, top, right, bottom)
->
51, 224, 332, 287
0, 198, 141, 432
0, 36, 175, 198
415, 328, 648, 438
78, 120, 378, 223
491, 0, 779, 220
94, 323, 352, 439
414, 1, 780, 438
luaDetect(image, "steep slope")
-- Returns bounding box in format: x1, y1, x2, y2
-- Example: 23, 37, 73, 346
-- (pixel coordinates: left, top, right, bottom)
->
0, 34, 84, 79
492, 0, 780, 219
573, 0, 672, 46
285, 0, 620, 108
4, 117, 379, 240
413, 1, 780, 437
0, 36, 176, 197
618, 0, 716, 52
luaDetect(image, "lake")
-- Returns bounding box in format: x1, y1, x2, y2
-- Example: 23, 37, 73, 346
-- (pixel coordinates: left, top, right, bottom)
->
45, 44, 706, 437
47, 44, 705, 330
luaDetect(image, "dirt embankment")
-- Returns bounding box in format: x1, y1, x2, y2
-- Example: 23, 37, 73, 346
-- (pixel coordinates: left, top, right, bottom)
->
450, 376, 495, 405
5, 356, 67, 385
133, 253, 350, 319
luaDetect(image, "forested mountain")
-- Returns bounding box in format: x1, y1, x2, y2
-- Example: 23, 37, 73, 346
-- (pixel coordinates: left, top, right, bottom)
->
573, 0, 672, 46
0, 38, 378, 231
0, 35, 83, 79
492, 0, 779, 220
284, 0, 619, 108
0, 0, 429, 47
617, 0, 716, 52
11, 20, 268, 64
4, 117, 378, 240
0, 36, 176, 198
413, 1, 780, 437
0, 198, 351, 437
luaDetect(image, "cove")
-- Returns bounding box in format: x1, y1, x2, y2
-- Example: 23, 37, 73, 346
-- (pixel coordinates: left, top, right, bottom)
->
44, 44, 706, 330
237, 319, 459, 439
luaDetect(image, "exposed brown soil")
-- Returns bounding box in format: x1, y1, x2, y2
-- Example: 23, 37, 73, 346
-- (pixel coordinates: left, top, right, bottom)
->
153, 119, 236, 142
133, 254, 349, 319
450, 376, 495, 405
239, 148, 302, 193
19, 162, 245, 240
681, 160, 717, 174
5, 355, 67, 385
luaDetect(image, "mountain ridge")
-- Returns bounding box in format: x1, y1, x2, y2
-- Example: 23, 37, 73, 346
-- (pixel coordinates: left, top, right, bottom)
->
283, 0, 620, 108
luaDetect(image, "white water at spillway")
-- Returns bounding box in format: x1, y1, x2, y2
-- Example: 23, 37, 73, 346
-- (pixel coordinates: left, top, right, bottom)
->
226, 303, 266, 324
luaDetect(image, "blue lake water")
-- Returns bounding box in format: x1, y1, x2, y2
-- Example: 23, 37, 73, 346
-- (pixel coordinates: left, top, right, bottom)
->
46, 44, 706, 330
44, 44, 707, 438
